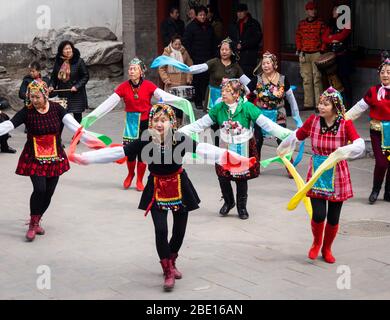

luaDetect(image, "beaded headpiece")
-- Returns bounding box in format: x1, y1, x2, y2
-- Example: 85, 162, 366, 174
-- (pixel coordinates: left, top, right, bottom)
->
253, 51, 278, 75
320, 87, 346, 118
148, 103, 177, 131
25, 79, 49, 108
129, 57, 147, 74
221, 78, 244, 94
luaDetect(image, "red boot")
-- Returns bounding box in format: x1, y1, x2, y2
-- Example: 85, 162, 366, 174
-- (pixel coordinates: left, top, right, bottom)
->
123, 160, 136, 189
170, 253, 182, 279
160, 258, 175, 291
321, 223, 339, 264
34, 215, 45, 235
308, 220, 325, 260
26, 215, 41, 241
136, 161, 147, 191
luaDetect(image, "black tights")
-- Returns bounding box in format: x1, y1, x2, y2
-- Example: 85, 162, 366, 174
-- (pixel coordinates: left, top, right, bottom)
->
30, 176, 59, 216
151, 206, 189, 260
310, 198, 343, 226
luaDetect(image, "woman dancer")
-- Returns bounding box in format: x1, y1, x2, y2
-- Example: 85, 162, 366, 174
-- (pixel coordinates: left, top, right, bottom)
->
85, 57, 193, 191
345, 56, 390, 203
278, 87, 365, 263
69, 103, 254, 291
179, 79, 292, 219
0, 80, 104, 241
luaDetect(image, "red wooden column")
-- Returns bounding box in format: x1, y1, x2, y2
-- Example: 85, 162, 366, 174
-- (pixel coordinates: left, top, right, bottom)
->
262, 0, 281, 66
157, 0, 171, 55
218, 0, 233, 38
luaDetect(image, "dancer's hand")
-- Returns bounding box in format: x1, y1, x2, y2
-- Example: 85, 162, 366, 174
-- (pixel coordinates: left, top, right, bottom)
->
277, 131, 298, 157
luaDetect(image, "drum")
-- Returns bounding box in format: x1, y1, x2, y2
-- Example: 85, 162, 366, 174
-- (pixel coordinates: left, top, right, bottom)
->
315, 52, 344, 92
315, 52, 337, 73
49, 97, 67, 109
169, 86, 195, 101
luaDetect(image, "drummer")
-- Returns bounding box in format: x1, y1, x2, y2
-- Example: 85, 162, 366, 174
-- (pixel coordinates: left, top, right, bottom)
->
158, 34, 193, 125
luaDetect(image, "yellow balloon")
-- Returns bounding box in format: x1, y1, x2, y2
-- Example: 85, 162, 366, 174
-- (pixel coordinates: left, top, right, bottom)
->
281, 156, 312, 219
288, 152, 341, 210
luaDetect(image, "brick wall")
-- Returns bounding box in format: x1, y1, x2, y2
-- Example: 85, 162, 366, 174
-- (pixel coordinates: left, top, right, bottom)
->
122, 0, 158, 82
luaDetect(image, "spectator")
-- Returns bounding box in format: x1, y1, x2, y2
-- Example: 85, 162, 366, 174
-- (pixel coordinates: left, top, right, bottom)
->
49, 40, 89, 124
183, 5, 215, 110
186, 7, 196, 26
158, 34, 193, 92
161, 6, 185, 47
295, 1, 326, 109
228, 3, 263, 77
207, 4, 224, 46
322, 5, 352, 109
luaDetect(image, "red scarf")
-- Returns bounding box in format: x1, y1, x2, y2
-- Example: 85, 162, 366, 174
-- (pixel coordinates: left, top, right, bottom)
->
58, 55, 72, 82
239, 16, 249, 35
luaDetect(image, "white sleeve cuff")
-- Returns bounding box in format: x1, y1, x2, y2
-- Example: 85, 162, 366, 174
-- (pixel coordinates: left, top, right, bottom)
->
345, 99, 370, 121
255, 114, 292, 140
0, 120, 14, 136
178, 114, 214, 136
87, 93, 121, 119
239, 74, 251, 86
188, 63, 209, 74
285, 89, 300, 117
80, 146, 125, 164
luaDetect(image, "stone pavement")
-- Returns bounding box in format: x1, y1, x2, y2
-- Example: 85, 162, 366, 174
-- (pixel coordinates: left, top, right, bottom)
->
0, 108, 389, 300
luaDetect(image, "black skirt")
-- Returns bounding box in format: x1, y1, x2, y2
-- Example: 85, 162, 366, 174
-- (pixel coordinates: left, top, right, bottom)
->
138, 170, 200, 212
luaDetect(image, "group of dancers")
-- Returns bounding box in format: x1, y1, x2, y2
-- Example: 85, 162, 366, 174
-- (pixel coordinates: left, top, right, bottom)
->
0, 38, 389, 291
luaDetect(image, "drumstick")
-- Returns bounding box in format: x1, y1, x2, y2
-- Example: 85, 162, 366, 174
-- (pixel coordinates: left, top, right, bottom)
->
52, 89, 72, 92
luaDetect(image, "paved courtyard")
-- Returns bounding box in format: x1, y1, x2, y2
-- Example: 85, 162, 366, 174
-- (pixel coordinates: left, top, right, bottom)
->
0, 108, 389, 300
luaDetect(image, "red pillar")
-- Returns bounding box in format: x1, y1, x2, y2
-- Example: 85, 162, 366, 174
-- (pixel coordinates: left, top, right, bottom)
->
262, 0, 281, 66
218, 0, 233, 38
157, 0, 171, 55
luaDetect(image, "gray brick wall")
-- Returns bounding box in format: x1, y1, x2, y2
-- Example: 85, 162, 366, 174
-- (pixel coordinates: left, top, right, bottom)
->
122, 0, 158, 82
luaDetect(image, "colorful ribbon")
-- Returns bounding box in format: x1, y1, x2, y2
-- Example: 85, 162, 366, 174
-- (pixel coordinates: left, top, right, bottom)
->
150, 56, 191, 73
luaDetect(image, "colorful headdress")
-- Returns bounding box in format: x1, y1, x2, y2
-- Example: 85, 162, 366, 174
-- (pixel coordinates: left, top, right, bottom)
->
129, 57, 147, 74
220, 78, 244, 95
320, 87, 346, 118
148, 103, 177, 131
253, 51, 278, 75
25, 79, 49, 108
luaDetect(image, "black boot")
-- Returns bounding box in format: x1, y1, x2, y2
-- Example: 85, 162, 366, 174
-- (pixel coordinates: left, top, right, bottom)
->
384, 182, 390, 202
218, 177, 235, 216
369, 181, 381, 204
236, 180, 249, 220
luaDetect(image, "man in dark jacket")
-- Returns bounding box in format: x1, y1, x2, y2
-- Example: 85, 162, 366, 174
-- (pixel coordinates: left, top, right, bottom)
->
183, 5, 215, 110
161, 6, 185, 47
228, 4, 263, 77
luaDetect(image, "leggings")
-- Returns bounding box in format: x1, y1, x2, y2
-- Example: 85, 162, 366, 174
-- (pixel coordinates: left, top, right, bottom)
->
151, 205, 189, 260
370, 130, 390, 190
310, 198, 343, 226
30, 176, 59, 216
